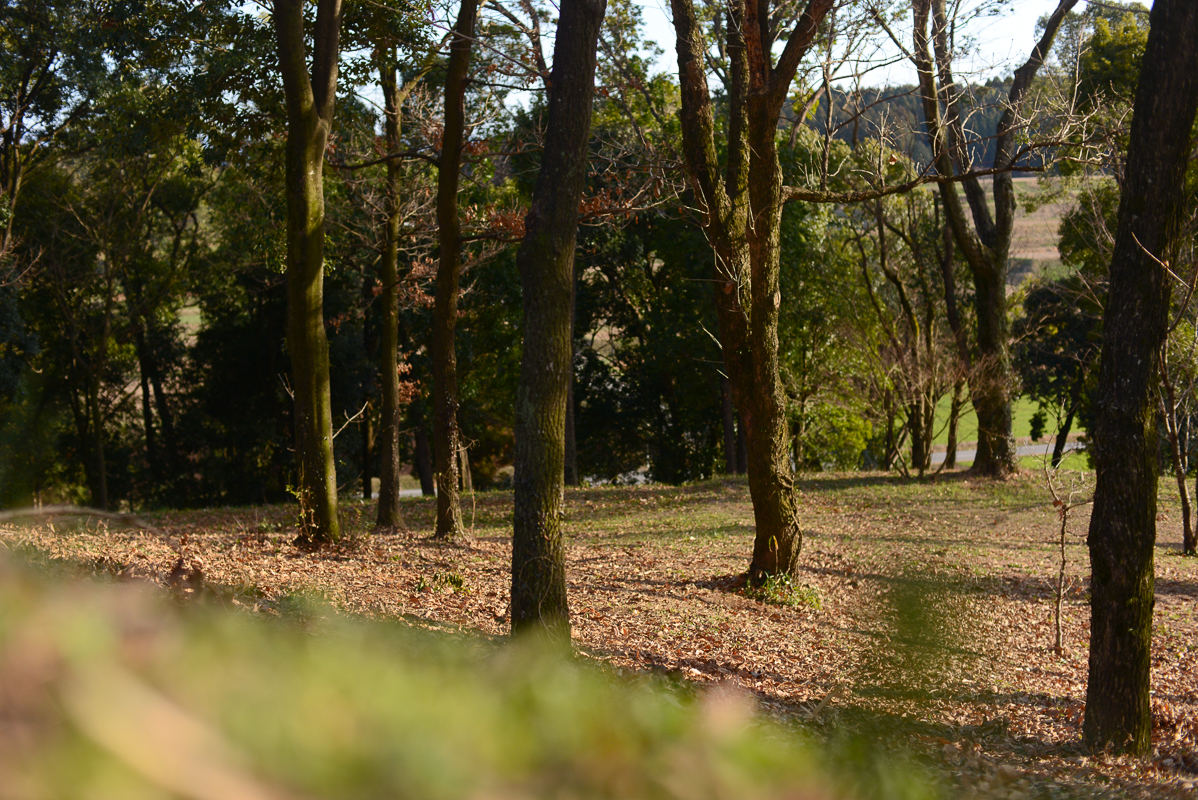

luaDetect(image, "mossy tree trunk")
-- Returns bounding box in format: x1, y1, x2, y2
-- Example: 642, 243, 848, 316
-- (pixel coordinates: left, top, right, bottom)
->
670, 0, 832, 582
431, 0, 477, 540
511, 0, 607, 639
1084, 0, 1198, 754
273, 0, 343, 544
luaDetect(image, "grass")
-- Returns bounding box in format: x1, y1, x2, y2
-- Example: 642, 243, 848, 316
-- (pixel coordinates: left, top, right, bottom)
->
931, 395, 1051, 448
4, 470, 1196, 799
0, 554, 931, 800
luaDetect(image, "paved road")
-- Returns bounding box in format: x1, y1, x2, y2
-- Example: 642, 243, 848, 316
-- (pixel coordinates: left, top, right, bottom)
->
930, 439, 1084, 466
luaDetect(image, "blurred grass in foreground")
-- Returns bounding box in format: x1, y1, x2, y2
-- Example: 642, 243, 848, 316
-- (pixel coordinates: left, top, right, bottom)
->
0, 553, 934, 800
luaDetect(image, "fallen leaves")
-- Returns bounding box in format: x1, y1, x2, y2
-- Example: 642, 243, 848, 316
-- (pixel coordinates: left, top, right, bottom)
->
2, 474, 1197, 798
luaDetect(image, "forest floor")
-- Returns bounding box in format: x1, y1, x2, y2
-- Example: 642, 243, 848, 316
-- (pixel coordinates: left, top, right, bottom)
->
3, 468, 1196, 799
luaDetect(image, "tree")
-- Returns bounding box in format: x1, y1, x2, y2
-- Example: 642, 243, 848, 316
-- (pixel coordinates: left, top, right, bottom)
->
1014, 274, 1100, 467
1084, 0, 1198, 754
1, 0, 111, 272
511, 0, 607, 639
907, 0, 1079, 477
431, 0, 479, 540
272, 0, 343, 543
668, 0, 833, 581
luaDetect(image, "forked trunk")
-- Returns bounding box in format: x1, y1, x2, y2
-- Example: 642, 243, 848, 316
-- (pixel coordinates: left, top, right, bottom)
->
668, 0, 829, 583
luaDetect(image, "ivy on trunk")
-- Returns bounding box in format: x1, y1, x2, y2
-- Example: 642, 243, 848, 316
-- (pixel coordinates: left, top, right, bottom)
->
669, 0, 833, 582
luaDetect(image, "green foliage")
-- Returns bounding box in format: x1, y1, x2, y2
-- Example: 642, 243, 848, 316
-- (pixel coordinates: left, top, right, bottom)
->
743, 573, 822, 610
0, 557, 929, 799
574, 214, 727, 484
1078, 12, 1149, 103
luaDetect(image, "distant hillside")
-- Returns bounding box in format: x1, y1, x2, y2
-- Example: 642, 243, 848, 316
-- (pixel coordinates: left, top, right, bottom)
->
789, 80, 1015, 171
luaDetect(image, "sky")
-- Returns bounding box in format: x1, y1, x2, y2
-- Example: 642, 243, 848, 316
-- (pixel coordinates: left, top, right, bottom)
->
630, 0, 1077, 87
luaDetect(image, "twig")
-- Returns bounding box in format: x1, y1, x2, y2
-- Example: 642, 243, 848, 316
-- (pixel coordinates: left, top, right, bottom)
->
333, 401, 371, 440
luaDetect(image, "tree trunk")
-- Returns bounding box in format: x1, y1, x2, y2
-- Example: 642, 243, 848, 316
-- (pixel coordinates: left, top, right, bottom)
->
87, 377, 108, 510
736, 413, 748, 474
1161, 383, 1192, 556
375, 60, 406, 529
1051, 367, 1084, 469
913, 0, 1077, 478
722, 376, 737, 474
431, 0, 477, 540
412, 401, 435, 496
1085, 0, 1198, 754
273, 0, 343, 543
511, 0, 607, 640
945, 379, 963, 469
670, 0, 832, 583
743, 91, 803, 581
135, 328, 158, 475
361, 402, 375, 501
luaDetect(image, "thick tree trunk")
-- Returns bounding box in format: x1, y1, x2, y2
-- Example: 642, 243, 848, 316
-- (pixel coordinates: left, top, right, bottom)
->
511, 0, 606, 640
744, 103, 801, 580
968, 266, 1016, 476
1084, 0, 1198, 754
273, 0, 343, 543
375, 61, 405, 529
431, 0, 477, 540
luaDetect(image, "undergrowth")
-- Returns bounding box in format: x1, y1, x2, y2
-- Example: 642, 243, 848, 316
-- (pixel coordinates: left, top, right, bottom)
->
743, 573, 823, 609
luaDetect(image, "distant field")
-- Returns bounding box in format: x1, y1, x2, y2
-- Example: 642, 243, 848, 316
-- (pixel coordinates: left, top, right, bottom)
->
930, 393, 1070, 447
950, 176, 1079, 286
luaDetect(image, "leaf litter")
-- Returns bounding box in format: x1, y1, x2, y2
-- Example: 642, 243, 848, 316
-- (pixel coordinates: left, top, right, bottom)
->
2, 471, 1196, 799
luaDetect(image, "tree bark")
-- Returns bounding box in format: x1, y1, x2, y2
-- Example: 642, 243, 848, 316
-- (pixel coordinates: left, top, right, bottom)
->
431, 0, 477, 540
511, 0, 607, 640
722, 376, 737, 474
273, 0, 343, 543
412, 399, 435, 496
1084, 0, 1198, 754
563, 276, 579, 486
945, 379, 963, 469
670, 0, 832, 582
375, 59, 406, 529
913, 0, 1078, 477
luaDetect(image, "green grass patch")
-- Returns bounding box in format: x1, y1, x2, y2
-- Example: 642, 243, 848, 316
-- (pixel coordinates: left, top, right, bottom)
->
931, 395, 1068, 447
743, 573, 822, 609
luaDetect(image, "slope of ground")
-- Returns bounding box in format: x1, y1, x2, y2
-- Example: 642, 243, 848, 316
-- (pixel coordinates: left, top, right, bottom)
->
2, 471, 1195, 798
